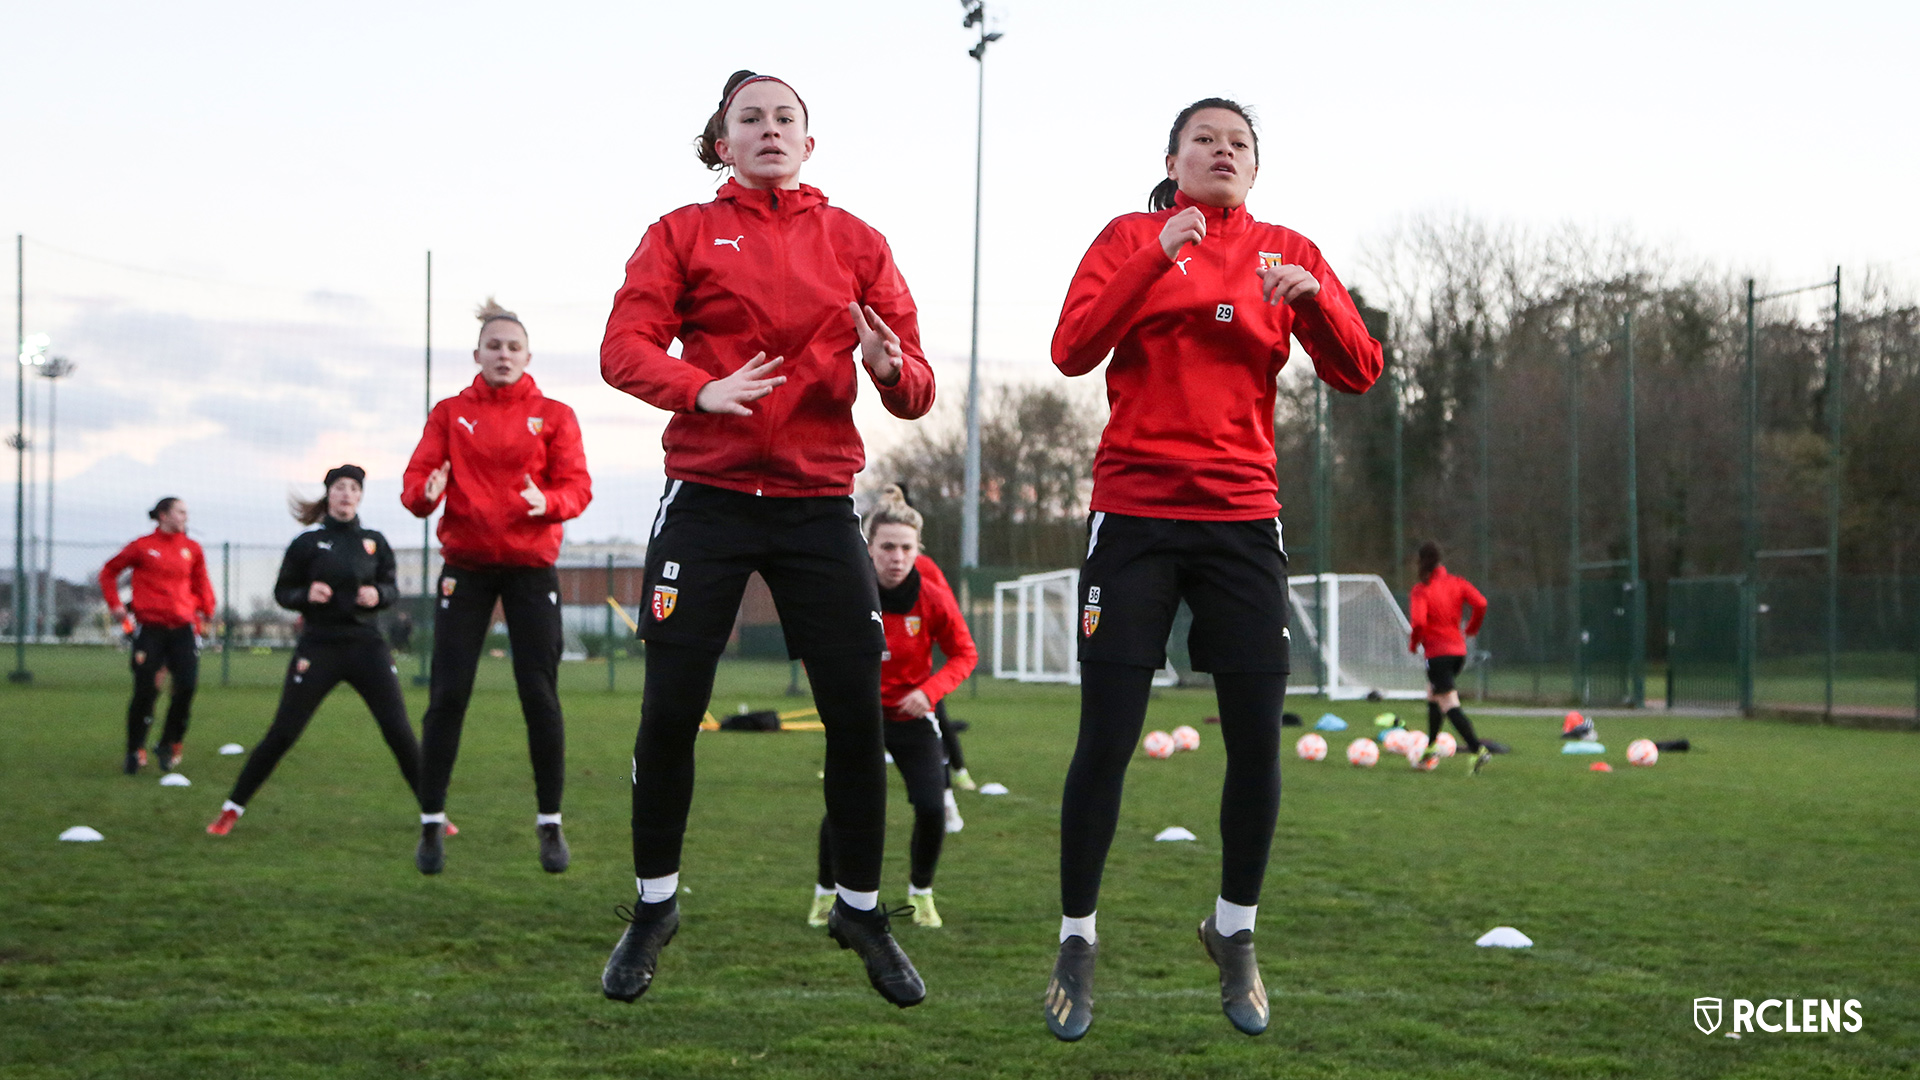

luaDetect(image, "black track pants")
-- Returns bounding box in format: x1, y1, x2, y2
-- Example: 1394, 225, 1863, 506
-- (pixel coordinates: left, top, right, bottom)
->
417, 565, 566, 815
1059, 662, 1287, 916
633, 643, 888, 891
935, 699, 966, 774
818, 715, 946, 890
227, 634, 420, 808
125, 624, 199, 751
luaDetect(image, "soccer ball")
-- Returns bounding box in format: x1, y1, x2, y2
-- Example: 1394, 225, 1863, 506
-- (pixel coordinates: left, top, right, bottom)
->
1627, 738, 1659, 766
1381, 728, 1409, 756
1171, 725, 1201, 752
1433, 732, 1458, 758
1403, 730, 1430, 764
1143, 730, 1176, 759
1347, 737, 1379, 767
1295, 733, 1328, 761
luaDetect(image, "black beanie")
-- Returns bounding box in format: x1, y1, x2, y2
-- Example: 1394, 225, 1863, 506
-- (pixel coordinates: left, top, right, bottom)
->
324, 464, 367, 488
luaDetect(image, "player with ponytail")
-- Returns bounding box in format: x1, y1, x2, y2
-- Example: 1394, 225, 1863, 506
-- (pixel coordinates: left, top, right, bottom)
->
98, 497, 216, 775
1408, 541, 1491, 773
1043, 97, 1383, 1040
599, 70, 936, 1008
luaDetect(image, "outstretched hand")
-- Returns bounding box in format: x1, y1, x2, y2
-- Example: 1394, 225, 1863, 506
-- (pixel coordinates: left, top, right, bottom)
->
849, 303, 903, 386
695, 352, 787, 416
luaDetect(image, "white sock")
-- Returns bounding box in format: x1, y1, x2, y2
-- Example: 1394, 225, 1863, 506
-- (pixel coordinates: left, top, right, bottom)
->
908, 885, 933, 896
638, 873, 679, 904
943, 788, 958, 809
535, 812, 562, 826
222, 800, 245, 816
813, 884, 834, 898
836, 886, 879, 911
1061, 913, 1097, 944
420, 811, 447, 825
1215, 897, 1257, 936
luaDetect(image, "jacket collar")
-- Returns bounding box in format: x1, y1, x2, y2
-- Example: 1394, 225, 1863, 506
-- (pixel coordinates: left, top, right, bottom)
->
466, 372, 540, 402
320, 514, 360, 533
1172, 190, 1251, 235
716, 177, 827, 216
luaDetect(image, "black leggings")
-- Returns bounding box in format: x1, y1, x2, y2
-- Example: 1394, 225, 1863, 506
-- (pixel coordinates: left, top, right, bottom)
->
819, 715, 946, 890
1059, 662, 1286, 916
227, 634, 420, 808
633, 642, 888, 891
126, 624, 199, 751
1426, 700, 1482, 753
417, 565, 566, 815
935, 699, 966, 774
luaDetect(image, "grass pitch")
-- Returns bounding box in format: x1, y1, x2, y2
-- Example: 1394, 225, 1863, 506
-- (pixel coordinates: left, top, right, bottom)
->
2, 647, 1916, 1078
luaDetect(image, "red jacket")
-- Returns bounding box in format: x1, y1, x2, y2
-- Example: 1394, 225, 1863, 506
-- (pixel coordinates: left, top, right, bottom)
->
1408, 566, 1487, 658
1052, 191, 1382, 520
401, 373, 592, 569
98, 529, 216, 627
881, 558, 978, 719
601, 179, 935, 497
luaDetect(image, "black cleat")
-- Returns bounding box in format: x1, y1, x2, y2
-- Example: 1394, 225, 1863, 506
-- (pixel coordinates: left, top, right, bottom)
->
153, 742, 182, 772
1199, 915, 1269, 1036
603, 897, 679, 1002
416, 822, 446, 875
826, 899, 925, 1007
536, 823, 570, 873
123, 748, 147, 775
1044, 935, 1097, 1041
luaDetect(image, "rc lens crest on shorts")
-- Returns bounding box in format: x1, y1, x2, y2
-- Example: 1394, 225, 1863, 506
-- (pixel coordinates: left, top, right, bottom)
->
652, 585, 678, 621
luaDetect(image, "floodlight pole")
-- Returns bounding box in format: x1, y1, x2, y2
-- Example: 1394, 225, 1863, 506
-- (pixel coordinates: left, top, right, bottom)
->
38, 357, 72, 641
1388, 354, 1404, 597
417, 251, 433, 687
1565, 326, 1581, 703
10, 234, 28, 683
1740, 279, 1757, 715
1825, 267, 1841, 723
1475, 346, 1491, 702
959, 1, 1001, 574
1623, 308, 1643, 708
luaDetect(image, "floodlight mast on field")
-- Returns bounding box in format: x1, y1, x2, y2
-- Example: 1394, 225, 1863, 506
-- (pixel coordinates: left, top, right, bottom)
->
37, 356, 73, 640
10, 234, 28, 684
957, 0, 1002, 575
1566, 310, 1640, 707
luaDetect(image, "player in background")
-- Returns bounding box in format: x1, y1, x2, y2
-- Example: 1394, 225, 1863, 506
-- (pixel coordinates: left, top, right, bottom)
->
403, 299, 592, 876
99, 497, 217, 774
810, 486, 977, 930
1044, 98, 1382, 1040
597, 70, 935, 1008
205, 467, 421, 838
1408, 541, 1492, 774
890, 483, 977, 817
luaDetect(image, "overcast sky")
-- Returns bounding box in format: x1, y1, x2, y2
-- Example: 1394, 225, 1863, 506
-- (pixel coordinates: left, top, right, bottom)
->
4, 0, 1916, 560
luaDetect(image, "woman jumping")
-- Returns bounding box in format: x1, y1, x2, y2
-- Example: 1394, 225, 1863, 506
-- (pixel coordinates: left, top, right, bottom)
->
403, 298, 592, 876
598, 70, 935, 1007
99, 497, 217, 774
1409, 541, 1491, 773
1045, 97, 1382, 1040
205, 467, 422, 838
810, 486, 977, 930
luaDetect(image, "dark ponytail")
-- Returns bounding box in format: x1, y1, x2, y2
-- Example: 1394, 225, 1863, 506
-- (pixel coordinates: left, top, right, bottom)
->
148, 497, 180, 522
1149, 97, 1260, 211
1417, 540, 1443, 584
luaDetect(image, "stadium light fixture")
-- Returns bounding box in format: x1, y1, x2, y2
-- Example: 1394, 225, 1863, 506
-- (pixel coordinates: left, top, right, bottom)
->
958, 0, 1003, 574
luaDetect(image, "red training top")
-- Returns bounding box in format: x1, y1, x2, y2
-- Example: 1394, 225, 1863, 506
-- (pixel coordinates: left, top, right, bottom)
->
98, 529, 216, 628
881, 556, 978, 720
601, 179, 935, 497
1407, 565, 1487, 658
401, 373, 593, 569
1052, 190, 1382, 520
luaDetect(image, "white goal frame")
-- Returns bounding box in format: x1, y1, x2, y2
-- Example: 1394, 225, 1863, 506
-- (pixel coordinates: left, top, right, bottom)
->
992, 569, 1176, 686
1287, 573, 1429, 700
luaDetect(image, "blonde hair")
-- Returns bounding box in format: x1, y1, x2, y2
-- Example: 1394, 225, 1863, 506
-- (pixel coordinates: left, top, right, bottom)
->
475, 296, 525, 343
863, 484, 923, 541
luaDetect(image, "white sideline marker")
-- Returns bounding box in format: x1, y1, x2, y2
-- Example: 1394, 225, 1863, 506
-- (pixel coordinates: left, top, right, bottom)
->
1475, 926, 1533, 948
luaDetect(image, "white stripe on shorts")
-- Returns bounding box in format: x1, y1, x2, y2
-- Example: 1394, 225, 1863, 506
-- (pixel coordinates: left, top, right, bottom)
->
650, 479, 684, 540
1086, 511, 1106, 560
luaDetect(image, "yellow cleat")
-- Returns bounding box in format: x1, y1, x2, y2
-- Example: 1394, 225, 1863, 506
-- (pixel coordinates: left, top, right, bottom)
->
909, 891, 943, 928
807, 891, 835, 928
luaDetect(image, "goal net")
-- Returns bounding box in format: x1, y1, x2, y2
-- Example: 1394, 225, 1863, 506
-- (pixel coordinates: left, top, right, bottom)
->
991, 568, 1424, 698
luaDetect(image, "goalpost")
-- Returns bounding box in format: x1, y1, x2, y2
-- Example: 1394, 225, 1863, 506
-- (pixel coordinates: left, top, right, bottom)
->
991, 568, 1424, 698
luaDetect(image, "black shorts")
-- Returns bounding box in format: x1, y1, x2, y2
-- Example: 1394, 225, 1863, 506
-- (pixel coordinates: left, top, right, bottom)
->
639, 479, 885, 660
1426, 655, 1466, 694
1077, 511, 1290, 674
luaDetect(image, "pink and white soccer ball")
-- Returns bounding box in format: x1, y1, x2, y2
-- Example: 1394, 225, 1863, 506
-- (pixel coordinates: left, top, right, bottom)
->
1347, 737, 1380, 767
1433, 732, 1459, 758
1403, 730, 1430, 763
1143, 730, 1176, 759
1381, 729, 1409, 756
1627, 738, 1659, 766
1295, 733, 1328, 761
1171, 725, 1201, 753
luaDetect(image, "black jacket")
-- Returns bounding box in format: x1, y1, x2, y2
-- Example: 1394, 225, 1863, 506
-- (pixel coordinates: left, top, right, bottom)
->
274, 515, 399, 641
